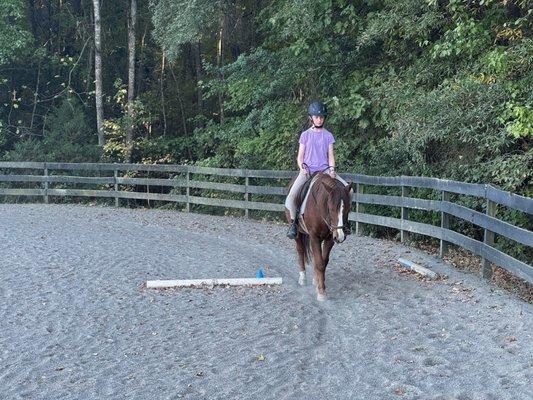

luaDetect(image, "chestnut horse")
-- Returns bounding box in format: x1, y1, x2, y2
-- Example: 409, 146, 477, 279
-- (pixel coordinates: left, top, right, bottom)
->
285, 173, 353, 301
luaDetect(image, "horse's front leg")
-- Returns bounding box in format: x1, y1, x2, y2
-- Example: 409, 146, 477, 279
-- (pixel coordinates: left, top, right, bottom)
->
310, 236, 326, 301
295, 234, 306, 285
322, 238, 334, 270
314, 238, 334, 300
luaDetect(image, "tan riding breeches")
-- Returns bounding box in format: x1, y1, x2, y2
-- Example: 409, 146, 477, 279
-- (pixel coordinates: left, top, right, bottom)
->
284, 171, 350, 220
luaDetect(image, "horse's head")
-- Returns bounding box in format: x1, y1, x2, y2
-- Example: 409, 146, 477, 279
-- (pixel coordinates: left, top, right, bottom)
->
320, 175, 353, 244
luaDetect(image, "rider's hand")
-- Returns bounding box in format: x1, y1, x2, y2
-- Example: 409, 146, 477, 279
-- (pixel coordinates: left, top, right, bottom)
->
329, 168, 336, 178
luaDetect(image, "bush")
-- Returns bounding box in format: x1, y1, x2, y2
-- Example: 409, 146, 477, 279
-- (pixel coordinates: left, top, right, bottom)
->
3, 98, 100, 162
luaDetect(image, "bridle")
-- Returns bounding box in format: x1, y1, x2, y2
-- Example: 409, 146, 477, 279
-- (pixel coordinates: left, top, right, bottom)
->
322, 216, 343, 232
308, 166, 346, 233
321, 198, 345, 232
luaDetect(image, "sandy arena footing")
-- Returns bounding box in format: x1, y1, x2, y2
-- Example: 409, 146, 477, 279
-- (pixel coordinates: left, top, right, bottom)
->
0, 204, 531, 399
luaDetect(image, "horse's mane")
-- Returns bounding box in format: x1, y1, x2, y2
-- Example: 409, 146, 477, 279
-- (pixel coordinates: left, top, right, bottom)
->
317, 173, 337, 191
307, 175, 345, 217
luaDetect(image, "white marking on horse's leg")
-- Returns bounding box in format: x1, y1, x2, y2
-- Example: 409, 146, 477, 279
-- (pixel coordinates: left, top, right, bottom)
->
298, 271, 306, 286
317, 292, 327, 301
336, 200, 345, 242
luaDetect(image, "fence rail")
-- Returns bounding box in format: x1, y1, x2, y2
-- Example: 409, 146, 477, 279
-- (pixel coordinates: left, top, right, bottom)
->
1, 161, 531, 284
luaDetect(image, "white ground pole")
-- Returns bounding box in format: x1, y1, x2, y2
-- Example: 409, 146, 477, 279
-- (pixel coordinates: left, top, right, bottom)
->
398, 258, 438, 279
146, 277, 283, 289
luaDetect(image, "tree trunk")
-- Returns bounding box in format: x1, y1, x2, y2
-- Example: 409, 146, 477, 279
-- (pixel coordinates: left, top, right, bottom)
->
194, 41, 203, 115
160, 52, 167, 136
28, 1, 37, 40
126, 0, 137, 163
86, 45, 94, 94
30, 61, 41, 130
217, 11, 225, 125
136, 24, 148, 98
92, 0, 105, 146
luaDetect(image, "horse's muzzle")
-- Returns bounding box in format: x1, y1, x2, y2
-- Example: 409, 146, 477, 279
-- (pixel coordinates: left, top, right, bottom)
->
333, 228, 345, 243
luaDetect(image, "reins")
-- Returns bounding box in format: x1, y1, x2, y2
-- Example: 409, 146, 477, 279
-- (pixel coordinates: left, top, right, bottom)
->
309, 168, 344, 233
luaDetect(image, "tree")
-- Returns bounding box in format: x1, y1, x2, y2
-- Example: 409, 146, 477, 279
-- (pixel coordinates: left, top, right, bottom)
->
92, 0, 105, 146
0, 0, 32, 65
150, 0, 228, 123
126, 0, 137, 162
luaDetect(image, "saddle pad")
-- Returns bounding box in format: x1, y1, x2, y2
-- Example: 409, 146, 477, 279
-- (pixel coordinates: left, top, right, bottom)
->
299, 174, 320, 216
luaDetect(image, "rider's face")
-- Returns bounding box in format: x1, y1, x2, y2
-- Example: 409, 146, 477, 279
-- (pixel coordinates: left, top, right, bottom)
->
311, 115, 324, 127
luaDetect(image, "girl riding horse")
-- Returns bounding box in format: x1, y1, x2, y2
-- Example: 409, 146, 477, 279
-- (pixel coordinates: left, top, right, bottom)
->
285, 100, 350, 238
285, 101, 353, 300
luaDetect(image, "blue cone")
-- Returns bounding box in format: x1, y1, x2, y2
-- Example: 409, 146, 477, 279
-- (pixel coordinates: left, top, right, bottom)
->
255, 268, 264, 278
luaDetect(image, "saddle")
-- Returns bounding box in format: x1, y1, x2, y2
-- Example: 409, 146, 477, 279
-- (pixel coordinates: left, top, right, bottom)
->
296, 172, 318, 213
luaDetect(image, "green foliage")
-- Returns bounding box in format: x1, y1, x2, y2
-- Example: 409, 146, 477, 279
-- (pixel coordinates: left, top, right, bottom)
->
359, 0, 444, 54
0, 0, 32, 64
0, 0, 531, 213
101, 79, 158, 162
365, 79, 531, 190
431, 19, 491, 59
266, 0, 333, 43
502, 102, 533, 138
3, 98, 99, 162
150, 0, 219, 60
187, 0, 532, 202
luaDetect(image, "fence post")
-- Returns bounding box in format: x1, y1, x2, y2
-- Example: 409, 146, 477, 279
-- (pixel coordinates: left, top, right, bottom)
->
244, 171, 249, 218
482, 198, 497, 280
401, 186, 410, 243
355, 183, 364, 236
186, 166, 190, 212
439, 190, 451, 257
43, 162, 49, 204
114, 167, 119, 207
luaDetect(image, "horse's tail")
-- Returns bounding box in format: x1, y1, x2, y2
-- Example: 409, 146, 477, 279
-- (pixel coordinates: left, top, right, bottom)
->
301, 233, 312, 266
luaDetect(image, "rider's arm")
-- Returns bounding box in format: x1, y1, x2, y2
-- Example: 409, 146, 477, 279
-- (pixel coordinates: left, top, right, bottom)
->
297, 143, 306, 171
328, 143, 335, 171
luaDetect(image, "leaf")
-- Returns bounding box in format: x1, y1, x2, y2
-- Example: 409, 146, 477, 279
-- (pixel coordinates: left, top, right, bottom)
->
394, 387, 405, 395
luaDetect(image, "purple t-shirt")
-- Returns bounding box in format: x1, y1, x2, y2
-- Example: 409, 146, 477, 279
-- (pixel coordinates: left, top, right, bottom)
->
299, 128, 335, 173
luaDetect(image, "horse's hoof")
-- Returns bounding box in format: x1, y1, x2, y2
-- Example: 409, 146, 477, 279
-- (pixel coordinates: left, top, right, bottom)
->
316, 293, 327, 301
298, 272, 306, 286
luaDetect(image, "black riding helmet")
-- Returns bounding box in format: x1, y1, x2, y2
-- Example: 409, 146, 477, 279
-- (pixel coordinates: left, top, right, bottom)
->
308, 100, 327, 117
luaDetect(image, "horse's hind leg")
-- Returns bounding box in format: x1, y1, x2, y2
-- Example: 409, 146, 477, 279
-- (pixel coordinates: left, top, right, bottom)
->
295, 235, 306, 285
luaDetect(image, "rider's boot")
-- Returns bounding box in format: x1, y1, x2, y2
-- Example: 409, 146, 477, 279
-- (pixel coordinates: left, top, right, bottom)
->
286, 218, 298, 239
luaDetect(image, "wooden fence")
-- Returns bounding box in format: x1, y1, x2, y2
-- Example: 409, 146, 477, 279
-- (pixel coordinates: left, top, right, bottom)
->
0, 161, 531, 284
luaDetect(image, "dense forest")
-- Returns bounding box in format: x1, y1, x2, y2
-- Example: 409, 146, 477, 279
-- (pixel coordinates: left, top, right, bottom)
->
0, 0, 531, 196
